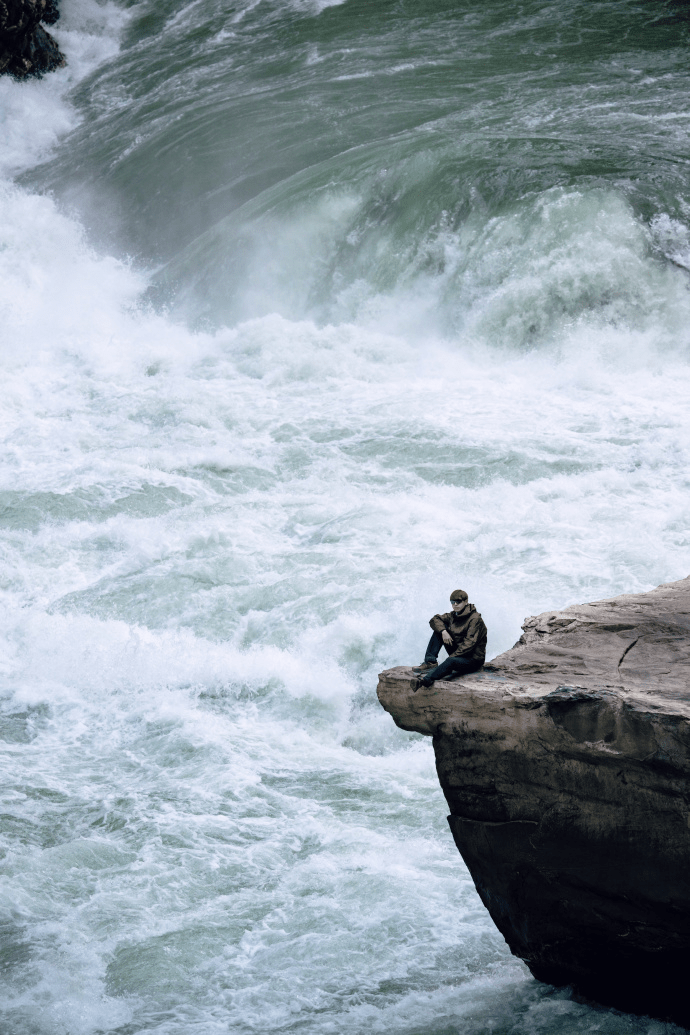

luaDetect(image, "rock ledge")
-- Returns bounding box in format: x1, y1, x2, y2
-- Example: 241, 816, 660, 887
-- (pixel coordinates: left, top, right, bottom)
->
378, 576, 690, 1026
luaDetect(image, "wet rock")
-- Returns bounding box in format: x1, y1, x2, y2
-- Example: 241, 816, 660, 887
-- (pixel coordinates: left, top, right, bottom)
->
377, 576, 690, 1026
0, 0, 64, 79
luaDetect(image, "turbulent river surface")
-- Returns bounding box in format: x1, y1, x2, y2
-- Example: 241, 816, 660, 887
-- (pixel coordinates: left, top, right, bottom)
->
2, 1, 690, 1032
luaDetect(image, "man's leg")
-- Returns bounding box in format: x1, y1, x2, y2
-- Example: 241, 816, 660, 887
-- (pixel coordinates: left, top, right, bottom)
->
418, 655, 482, 687
413, 631, 445, 673
424, 631, 444, 664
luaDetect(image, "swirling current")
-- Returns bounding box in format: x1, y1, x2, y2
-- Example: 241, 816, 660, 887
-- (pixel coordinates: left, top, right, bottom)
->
2, 1, 690, 1032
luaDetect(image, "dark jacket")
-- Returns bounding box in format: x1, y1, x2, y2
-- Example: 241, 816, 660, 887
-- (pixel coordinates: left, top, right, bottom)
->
430, 604, 487, 662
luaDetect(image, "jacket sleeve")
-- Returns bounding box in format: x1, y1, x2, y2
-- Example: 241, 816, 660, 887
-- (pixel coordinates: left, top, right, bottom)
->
450, 613, 486, 656
429, 611, 452, 633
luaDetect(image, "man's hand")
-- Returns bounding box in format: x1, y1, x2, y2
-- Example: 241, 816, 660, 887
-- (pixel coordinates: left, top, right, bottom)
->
442, 630, 453, 649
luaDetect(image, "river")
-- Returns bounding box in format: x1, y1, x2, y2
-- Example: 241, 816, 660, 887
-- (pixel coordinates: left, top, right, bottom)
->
1, 1, 690, 1031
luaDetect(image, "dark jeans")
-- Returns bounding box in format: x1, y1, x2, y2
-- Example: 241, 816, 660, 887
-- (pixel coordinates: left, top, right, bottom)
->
421, 631, 483, 684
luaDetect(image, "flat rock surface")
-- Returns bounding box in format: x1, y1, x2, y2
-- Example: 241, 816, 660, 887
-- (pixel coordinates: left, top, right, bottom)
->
484, 574, 690, 697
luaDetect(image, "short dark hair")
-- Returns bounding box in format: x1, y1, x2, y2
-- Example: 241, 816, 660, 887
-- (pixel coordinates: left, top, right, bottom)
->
450, 589, 468, 602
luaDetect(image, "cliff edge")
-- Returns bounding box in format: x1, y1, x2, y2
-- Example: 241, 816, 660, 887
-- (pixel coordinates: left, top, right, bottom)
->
377, 576, 690, 1026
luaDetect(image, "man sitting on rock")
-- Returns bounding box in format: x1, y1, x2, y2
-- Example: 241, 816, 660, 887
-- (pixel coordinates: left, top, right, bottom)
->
412, 589, 487, 690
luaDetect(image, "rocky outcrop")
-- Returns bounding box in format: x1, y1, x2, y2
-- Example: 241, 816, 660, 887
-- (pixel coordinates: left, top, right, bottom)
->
377, 576, 690, 1026
0, 0, 64, 79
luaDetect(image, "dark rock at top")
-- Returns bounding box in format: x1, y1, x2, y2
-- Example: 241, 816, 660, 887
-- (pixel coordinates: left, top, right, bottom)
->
377, 576, 690, 1027
0, 0, 64, 79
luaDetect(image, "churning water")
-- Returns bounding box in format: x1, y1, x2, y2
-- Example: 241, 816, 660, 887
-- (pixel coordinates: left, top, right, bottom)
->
2, 1, 690, 1032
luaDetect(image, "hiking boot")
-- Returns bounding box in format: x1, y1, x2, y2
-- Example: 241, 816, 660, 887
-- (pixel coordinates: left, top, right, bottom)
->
412, 661, 436, 674
412, 677, 432, 693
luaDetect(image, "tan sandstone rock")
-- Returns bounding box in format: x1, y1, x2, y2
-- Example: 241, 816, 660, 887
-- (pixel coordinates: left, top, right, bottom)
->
377, 576, 690, 1025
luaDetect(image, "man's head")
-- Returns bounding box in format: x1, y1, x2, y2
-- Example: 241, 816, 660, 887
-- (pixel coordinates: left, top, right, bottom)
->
450, 589, 469, 613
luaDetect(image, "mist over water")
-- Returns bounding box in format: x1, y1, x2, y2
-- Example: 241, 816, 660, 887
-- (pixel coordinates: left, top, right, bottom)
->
2, 1, 690, 1032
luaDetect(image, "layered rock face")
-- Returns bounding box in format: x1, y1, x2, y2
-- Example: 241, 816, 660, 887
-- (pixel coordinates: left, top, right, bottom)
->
0, 0, 64, 79
377, 577, 690, 1026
